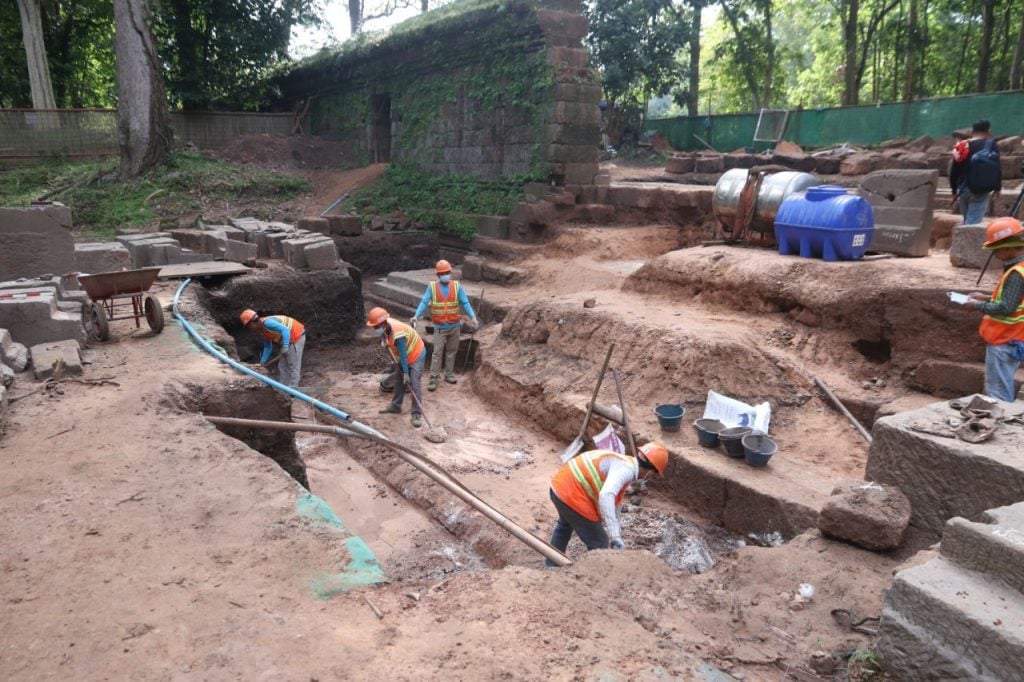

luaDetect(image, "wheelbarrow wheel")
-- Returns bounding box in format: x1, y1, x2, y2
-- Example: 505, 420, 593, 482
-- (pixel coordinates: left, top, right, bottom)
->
83, 302, 109, 341
144, 294, 164, 333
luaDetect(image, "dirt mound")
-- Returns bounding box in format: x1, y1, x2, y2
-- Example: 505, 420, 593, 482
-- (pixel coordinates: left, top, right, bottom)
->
216, 134, 352, 170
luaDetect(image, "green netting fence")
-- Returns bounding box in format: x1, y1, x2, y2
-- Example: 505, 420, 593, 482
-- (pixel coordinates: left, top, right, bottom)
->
648, 91, 1024, 152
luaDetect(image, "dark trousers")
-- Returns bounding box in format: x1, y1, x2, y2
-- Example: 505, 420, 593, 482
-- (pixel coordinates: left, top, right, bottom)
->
546, 488, 608, 566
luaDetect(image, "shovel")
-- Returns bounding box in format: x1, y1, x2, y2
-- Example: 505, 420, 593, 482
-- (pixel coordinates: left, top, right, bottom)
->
560, 344, 615, 462
611, 368, 638, 459
407, 382, 448, 443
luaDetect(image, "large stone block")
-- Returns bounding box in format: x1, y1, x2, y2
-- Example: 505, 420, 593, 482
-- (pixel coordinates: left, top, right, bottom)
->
130, 238, 181, 267
0, 290, 84, 347
304, 241, 339, 270
942, 502, 1024, 594
265, 232, 292, 259
665, 156, 695, 174
29, 339, 82, 380
913, 359, 988, 397
857, 169, 938, 257
0, 204, 75, 280
949, 223, 989, 268
840, 152, 882, 175
168, 229, 207, 251
202, 231, 229, 257
866, 397, 1024, 540
298, 217, 331, 235
74, 242, 131, 274
817, 481, 911, 550
283, 237, 330, 268
224, 239, 257, 264
326, 215, 362, 236
0, 328, 29, 372
694, 154, 724, 173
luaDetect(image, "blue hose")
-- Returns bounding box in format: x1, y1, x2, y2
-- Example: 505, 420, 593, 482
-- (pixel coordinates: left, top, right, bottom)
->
172, 278, 380, 437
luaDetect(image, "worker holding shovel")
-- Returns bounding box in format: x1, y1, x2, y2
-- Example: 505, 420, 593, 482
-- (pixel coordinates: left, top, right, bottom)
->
368, 307, 426, 428
410, 259, 478, 392
240, 309, 306, 387
545, 442, 669, 566
956, 218, 1024, 402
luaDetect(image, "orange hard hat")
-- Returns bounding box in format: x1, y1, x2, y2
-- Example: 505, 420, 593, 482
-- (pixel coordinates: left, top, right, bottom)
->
983, 217, 1024, 250
435, 259, 452, 275
639, 442, 669, 476
240, 309, 259, 325
366, 307, 389, 327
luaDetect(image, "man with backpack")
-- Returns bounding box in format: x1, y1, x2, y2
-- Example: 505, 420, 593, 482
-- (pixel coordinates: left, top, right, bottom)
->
950, 119, 1002, 225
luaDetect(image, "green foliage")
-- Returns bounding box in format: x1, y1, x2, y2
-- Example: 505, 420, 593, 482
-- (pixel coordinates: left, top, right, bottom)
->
0, 151, 309, 240
847, 647, 885, 681
584, 0, 693, 109
345, 164, 532, 239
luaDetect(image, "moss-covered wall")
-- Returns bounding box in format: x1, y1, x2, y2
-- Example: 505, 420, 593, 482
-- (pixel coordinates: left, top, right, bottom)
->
278, 0, 600, 184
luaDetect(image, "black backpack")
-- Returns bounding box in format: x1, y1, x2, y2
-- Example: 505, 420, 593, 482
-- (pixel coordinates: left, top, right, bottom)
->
966, 139, 1001, 193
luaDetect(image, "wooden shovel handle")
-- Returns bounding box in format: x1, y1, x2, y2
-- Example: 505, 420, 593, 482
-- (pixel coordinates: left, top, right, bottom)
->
612, 368, 638, 459
576, 344, 615, 443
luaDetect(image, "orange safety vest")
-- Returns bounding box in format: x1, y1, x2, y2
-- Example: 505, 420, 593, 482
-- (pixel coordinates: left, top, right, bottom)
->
428, 280, 462, 325
979, 263, 1024, 345
385, 319, 425, 364
551, 450, 637, 522
260, 315, 305, 344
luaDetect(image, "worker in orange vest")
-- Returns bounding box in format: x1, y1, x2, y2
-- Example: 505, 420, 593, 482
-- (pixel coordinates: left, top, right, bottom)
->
411, 259, 477, 392
961, 218, 1024, 401
368, 306, 426, 427
546, 442, 669, 566
240, 309, 306, 387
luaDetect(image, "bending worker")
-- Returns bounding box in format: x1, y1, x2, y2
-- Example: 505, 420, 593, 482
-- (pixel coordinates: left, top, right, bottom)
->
411, 259, 478, 392
368, 306, 426, 428
546, 442, 669, 565
240, 309, 305, 387
963, 217, 1024, 402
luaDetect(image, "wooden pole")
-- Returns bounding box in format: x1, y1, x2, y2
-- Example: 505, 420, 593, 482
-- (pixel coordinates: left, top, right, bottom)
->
813, 377, 873, 444
611, 368, 638, 458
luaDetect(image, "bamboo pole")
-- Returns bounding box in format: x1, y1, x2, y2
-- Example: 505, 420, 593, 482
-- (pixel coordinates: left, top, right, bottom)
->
204, 415, 572, 566
813, 377, 873, 444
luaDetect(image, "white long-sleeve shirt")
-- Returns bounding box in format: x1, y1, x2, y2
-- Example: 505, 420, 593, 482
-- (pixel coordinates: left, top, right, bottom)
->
596, 456, 640, 541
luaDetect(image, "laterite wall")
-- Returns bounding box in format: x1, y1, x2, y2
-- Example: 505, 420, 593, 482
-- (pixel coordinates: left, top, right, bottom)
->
277, 0, 600, 184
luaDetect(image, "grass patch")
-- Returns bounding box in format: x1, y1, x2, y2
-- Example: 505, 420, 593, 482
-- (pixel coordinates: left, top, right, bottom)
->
344, 164, 531, 239
0, 151, 310, 240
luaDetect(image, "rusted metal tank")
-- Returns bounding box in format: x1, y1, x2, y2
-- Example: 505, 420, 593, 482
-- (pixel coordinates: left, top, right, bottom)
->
713, 169, 819, 234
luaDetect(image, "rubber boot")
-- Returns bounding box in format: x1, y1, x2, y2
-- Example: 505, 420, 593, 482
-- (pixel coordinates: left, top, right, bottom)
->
444, 374, 457, 384
428, 376, 438, 392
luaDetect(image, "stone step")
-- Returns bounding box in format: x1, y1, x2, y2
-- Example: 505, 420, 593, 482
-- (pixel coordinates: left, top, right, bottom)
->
384, 268, 439, 293
363, 292, 415, 322
941, 502, 1024, 596
369, 279, 422, 309
878, 556, 1024, 681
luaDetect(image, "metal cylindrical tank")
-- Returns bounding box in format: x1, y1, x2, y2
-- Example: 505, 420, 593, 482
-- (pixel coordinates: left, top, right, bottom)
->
712, 169, 819, 234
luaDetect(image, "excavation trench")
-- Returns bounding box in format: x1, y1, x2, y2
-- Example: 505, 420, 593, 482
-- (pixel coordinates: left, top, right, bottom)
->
182, 271, 750, 581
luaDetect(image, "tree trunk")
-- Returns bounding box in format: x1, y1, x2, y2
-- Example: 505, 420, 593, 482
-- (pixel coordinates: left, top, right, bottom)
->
977, 0, 995, 92
842, 0, 859, 105
114, 0, 172, 179
348, 0, 362, 34
686, 0, 702, 116
902, 0, 918, 101
421, 0, 428, 12
1012, 5, 1024, 89
762, 1, 775, 107
16, 0, 57, 110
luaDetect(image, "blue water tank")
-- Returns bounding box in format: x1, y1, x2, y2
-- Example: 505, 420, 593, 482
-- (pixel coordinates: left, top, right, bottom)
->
774, 186, 875, 261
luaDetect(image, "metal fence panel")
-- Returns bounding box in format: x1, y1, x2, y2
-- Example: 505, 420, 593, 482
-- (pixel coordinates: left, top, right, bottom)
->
0, 109, 294, 158
650, 91, 1024, 152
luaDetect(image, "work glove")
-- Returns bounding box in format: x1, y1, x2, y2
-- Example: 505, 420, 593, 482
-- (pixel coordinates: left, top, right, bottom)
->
610, 539, 625, 550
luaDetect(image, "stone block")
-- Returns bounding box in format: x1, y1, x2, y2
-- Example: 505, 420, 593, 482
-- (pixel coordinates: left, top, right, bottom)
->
304, 241, 339, 270
0, 329, 29, 372
0, 204, 76, 280
905, 134, 934, 151
665, 156, 695, 174
817, 481, 912, 550
771, 152, 816, 173
811, 156, 842, 175
913, 359, 988, 397
461, 256, 483, 281
265, 232, 292, 259
857, 169, 938, 257
326, 215, 362, 236
74, 242, 131, 274
930, 211, 960, 245
0, 290, 85, 347
481, 262, 528, 285
29, 339, 82, 380
949, 223, 989, 268
1, 361, 14, 387
224, 239, 258, 264
202, 231, 229, 257
199, 224, 246, 242
166, 249, 214, 265
297, 217, 331, 235
840, 152, 882, 175
694, 154, 724, 173
1000, 154, 1023, 180
474, 215, 510, 239
131, 238, 181, 267
168, 229, 206, 251
283, 237, 330, 268
942, 502, 1024, 594
865, 397, 1024, 541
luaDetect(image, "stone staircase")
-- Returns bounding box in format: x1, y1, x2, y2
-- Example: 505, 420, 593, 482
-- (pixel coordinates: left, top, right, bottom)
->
365, 269, 496, 323
876, 501, 1024, 680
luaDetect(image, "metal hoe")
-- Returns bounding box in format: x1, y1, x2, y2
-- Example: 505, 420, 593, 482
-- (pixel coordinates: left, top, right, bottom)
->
560, 344, 615, 462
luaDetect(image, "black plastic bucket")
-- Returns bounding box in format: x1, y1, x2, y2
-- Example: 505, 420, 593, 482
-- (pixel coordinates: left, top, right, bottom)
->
693, 419, 725, 448
654, 404, 686, 432
742, 433, 778, 467
719, 427, 753, 457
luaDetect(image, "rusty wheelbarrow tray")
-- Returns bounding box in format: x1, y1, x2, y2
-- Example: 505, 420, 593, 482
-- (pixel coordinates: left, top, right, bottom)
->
77, 266, 164, 341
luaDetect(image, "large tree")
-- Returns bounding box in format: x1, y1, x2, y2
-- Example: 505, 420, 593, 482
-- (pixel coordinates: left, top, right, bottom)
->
15, 0, 56, 110
114, 0, 171, 178
717, 0, 778, 110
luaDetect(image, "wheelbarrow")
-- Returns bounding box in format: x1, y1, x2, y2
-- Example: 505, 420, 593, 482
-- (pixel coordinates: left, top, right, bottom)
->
77, 266, 164, 341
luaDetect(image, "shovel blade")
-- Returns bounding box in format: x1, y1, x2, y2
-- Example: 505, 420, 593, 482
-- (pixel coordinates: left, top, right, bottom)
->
559, 436, 584, 463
